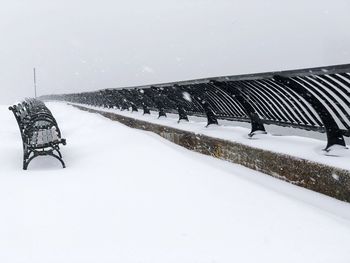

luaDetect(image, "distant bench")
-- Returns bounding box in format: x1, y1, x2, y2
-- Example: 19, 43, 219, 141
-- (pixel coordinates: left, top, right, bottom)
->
9, 99, 66, 170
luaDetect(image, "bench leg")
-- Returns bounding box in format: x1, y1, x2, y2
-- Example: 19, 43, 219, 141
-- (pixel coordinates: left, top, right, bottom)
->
54, 148, 62, 159
48, 152, 66, 169
23, 153, 36, 170
23, 149, 32, 170
23, 150, 66, 170
23, 161, 28, 170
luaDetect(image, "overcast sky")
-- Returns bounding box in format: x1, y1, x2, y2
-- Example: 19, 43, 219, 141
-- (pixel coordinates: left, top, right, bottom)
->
1, 0, 350, 104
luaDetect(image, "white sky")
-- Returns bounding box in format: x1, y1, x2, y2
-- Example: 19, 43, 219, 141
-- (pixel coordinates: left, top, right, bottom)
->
1, 0, 350, 103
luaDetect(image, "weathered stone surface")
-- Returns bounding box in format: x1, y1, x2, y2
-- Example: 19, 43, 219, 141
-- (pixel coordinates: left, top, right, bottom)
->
72, 104, 350, 203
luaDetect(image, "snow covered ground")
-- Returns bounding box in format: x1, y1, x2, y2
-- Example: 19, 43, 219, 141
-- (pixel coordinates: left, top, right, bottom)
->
1, 102, 350, 263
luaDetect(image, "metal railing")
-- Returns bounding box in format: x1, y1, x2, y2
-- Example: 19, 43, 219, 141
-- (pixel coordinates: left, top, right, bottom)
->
41, 64, 350, 151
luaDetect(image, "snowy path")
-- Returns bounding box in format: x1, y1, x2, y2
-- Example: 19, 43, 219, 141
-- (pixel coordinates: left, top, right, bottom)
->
0, 103, 350, 263
70, 103, 350, 170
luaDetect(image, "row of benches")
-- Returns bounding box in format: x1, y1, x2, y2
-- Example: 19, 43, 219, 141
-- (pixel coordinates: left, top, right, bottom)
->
41, 64, 350, 151
9, 99, 66, 170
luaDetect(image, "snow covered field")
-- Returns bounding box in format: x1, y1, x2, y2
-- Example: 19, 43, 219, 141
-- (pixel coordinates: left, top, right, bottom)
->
1, 102, 350, 263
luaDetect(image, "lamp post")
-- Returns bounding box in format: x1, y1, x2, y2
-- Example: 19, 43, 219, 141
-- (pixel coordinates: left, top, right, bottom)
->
33, 67, 37, 98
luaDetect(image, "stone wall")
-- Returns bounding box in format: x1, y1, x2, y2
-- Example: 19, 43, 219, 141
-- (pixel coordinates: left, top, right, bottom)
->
72, 104, 350, 203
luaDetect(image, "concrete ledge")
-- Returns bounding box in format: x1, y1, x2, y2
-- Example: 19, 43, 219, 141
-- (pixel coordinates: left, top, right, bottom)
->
72, 104, 350, 203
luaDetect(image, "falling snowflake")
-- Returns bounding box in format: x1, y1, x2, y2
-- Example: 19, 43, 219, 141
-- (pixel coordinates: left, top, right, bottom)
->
182, 92, 192, 102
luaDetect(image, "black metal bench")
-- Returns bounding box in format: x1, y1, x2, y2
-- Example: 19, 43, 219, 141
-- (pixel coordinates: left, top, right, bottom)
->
9, 99, 67, 170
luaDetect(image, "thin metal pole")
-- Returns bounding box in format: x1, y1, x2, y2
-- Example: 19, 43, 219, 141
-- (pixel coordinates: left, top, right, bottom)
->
33, 67, 37, 98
